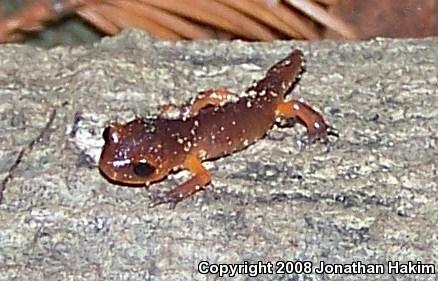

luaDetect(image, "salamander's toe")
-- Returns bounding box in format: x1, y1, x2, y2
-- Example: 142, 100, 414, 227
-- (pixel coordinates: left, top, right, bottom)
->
326, 126, 339, 138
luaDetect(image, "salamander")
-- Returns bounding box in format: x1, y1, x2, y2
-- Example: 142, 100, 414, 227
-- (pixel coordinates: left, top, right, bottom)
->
99, 50, 333, 205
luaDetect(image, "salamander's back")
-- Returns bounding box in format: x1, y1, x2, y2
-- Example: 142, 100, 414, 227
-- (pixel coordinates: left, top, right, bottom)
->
192, 94, 278, 159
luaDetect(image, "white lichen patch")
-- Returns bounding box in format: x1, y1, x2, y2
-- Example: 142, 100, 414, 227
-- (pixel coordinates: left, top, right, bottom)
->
66, 112, 111, 165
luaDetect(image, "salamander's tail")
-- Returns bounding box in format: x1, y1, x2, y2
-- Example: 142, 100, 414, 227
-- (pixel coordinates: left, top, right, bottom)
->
246, 49, 304, 99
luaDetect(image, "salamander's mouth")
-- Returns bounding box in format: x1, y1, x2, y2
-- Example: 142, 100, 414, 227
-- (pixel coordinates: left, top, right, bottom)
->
98, 150, 144, 187
98, 155, 145, 188
99, 169, 148, 187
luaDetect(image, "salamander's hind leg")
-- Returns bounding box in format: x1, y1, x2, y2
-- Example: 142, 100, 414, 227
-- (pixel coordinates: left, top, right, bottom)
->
276, 99, 335, 142
190, 87, 236, 115
159, 88, 236, 119
149, 154, 211, 207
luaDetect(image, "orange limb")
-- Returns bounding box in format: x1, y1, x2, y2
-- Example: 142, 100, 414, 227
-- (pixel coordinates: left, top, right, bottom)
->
150, 154, 211, 206
158, 87, 234, 117
276, 99, 329, 141
190, 87, 234, 114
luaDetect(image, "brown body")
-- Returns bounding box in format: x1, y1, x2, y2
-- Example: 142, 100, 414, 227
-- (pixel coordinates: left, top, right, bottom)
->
99, 50, 331, 204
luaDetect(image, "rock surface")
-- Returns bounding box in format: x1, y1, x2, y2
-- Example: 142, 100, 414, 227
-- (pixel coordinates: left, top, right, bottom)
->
0, 30, 436, 280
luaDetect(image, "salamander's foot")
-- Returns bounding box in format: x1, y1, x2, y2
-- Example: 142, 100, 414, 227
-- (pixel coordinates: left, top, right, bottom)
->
305, 119, 329, 143
148, 184, 207, 208
148, 191, 181, 209
149, 153, 211, 208
301, 125, 339, 145
276, 99, 337, 144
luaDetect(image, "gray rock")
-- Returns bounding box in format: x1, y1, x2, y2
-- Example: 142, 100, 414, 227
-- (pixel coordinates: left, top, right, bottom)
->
0, 30, 436, 281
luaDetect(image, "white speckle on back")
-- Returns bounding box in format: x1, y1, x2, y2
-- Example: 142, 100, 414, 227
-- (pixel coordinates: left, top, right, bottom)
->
183, 141, 192, 152
314, 122, 321, 129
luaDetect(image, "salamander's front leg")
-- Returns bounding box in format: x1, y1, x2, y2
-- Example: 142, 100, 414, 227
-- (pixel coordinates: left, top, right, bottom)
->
276, 99, 331, 142
190, 87, 235, 115
149, 154, 211, 207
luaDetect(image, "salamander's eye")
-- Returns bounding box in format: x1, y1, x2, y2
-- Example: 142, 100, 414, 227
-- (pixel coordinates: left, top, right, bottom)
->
133, 162, 155, 177
102, 127, 112, 142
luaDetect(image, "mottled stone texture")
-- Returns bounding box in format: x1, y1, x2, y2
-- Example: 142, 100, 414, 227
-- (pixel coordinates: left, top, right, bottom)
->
0, 30, 436, 281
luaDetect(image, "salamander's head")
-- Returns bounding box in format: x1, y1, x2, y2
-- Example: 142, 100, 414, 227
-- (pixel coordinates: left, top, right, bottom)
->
99, 118, 174, 186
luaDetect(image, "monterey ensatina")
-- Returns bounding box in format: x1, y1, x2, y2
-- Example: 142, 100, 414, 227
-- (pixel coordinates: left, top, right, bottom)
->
99, 50, 332, 204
